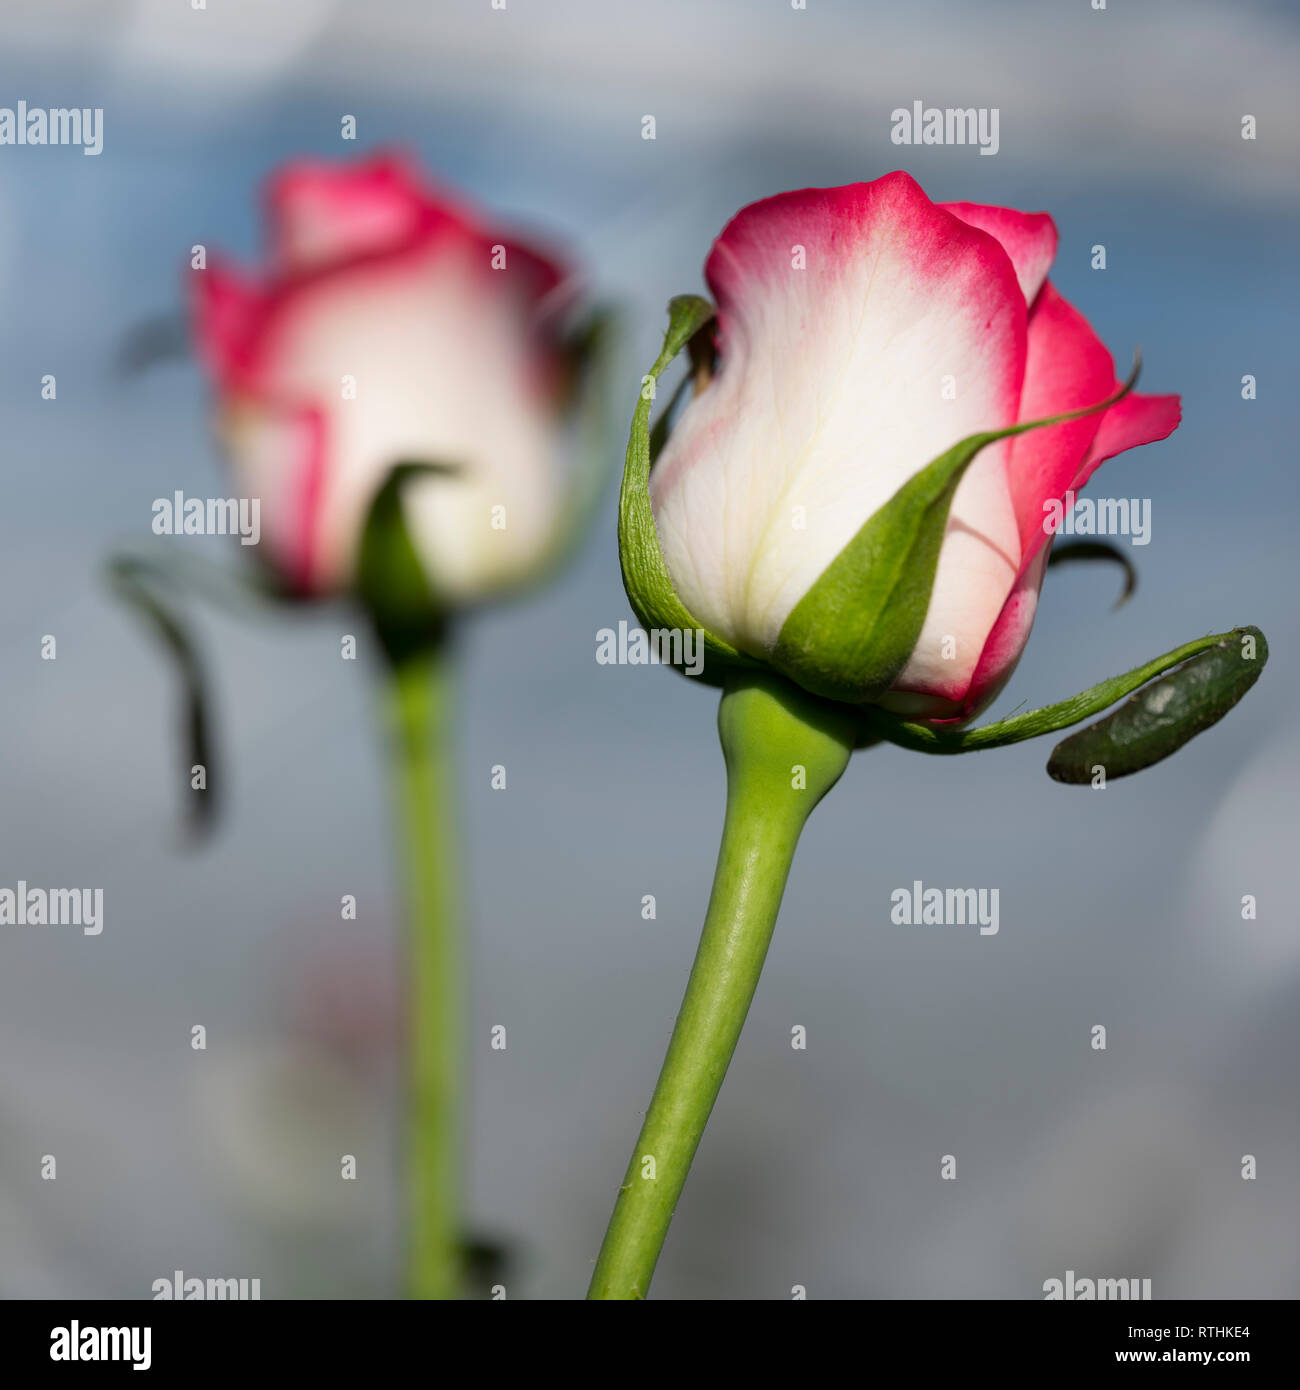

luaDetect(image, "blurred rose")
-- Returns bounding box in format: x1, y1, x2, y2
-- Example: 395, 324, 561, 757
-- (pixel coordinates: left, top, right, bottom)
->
649, 172, 1181, 719
193, 152, 576, 600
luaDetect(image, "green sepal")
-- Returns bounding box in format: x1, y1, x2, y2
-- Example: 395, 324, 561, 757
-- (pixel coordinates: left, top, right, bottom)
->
861, 626, 1265, 764
772, 360, 1142, 703
618, 295, 757, 683
356, 461, 455, 668
1047, 538, 1137, 610
1046, 626, 1267, 782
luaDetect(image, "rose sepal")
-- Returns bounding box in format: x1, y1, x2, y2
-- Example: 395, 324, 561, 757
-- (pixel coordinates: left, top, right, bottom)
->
860, 626, 1267, 780
1046, 538, 1137, 610
618, 295, 760, 686
530, 304, 623, 585
1044, 626, 1267, 781
355, 461, 458, 668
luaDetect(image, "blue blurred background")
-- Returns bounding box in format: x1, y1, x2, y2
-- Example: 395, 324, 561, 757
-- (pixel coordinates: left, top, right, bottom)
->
0, 0, 1297, 1298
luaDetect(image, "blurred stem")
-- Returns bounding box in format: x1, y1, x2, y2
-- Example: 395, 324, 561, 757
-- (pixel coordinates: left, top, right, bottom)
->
588, 671, 855, 1299
387, 643, 461, 1300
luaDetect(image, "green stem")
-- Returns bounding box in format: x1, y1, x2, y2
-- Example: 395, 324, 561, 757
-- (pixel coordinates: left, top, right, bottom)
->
387, 645, 461, 1300
588, 671, 856, 1299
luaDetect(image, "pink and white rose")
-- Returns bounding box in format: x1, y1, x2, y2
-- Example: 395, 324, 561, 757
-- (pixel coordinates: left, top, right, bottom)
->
649, 172, 1180, 720
193, 152, 575, 601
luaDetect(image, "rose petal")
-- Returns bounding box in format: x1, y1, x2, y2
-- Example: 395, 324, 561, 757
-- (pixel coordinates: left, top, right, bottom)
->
941, 201, 1058, 305
651, 171, 1027, 663
192, 259, 264, 392
1072, 391, 1182, 492
219, 399, 327, 594
1006, 281, 1114, 569
266, 153, 437, 275
961, 540, 1052, 718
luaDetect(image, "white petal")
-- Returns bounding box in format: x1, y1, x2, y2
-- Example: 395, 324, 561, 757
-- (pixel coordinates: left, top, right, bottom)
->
650, 176, 1025, 670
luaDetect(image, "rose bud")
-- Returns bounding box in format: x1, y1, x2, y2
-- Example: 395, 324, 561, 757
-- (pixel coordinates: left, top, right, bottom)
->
629, 171, 1181, 721
192, 152, 586, 604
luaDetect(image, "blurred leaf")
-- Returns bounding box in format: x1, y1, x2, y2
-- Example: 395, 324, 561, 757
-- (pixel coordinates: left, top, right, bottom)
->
104, 543, 309, 841
112, 543, 297, 615
1048, 538, 1137, 610
460, 1234, 512, 1297
107, 554, 218, 840
1047, 626, 1267, 782
562, 301, 618, 398
114, 310, 190, 378
537, 303, 623, 581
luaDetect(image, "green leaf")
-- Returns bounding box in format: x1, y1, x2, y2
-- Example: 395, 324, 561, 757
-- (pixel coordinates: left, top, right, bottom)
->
107, 554, 219, 840
108, 542, 298, 613
355, 461, 455, 667
104, 541, 311, 841
771, 360, 1142, 704
862, 626, 1265, 758
618, 295, 755, 681
1046, 626, 1267, 783
1047, 538, 1137, 610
